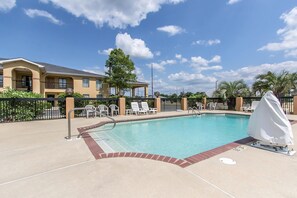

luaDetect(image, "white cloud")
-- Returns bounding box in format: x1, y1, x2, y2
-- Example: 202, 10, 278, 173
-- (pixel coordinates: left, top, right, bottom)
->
98, 48, 113, 55
214, 61, 297, 83
147, 63, 165, 72
133, 66, 145, 81
0, 0, 16, 12
258, 7, 297, 57
39, 0, 49, 3
115, 33, 153, 59
209, 55, 221, 63
157, 25, 185, 36
190, 55, 222, 72
192, 39, 221, 46
155, 51, 161, 56
24, 9, 63, 25
160, 59, 177, 65
147, 59, 177, 72
168, 71, 216, 84
175, 54, 188, 63
40, 0, 185, 29
227, 0, 241, 5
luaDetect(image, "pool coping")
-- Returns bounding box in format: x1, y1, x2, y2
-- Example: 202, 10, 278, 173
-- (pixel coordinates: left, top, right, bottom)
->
77, 113, 296, 168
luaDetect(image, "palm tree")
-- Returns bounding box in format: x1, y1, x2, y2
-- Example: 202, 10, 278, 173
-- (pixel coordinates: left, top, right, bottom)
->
216, 80, 250, 110
217, 80, 250, 98
252, 71, 295, 97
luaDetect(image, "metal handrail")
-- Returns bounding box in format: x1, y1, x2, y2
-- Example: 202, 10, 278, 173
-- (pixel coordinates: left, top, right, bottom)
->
65, 107, 116, 140
188, 107, 201, 116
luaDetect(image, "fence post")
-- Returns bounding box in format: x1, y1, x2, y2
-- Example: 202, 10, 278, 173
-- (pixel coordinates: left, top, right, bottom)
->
235, 97, 243, 111
118, 97, 126, 115
293, 96, 297, 115
154, 97, 161, 112
202, 97, 207, 109
66, 97, 74, 119
181, 97, 187, 110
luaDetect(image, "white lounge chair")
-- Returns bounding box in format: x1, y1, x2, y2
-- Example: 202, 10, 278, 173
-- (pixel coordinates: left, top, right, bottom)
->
141, 102, 157, 114
241, 103, 251, 112
207, 102, 217, 110
109, 104, 119, 116
85, 105, 97, 118
131, 102, 147, 115
98, 104, 109, 117
246, 101, 259, 112
196, 102, 204, 110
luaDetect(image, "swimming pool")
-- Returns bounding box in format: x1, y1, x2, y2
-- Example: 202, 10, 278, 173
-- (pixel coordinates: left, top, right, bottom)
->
89, 114, 249, 159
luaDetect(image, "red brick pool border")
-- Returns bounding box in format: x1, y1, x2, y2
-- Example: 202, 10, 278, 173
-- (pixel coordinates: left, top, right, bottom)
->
78, 115, 296, 168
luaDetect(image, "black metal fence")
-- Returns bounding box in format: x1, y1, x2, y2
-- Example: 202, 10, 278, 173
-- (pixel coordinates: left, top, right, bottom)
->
161, 98, 181, 112
73, 98, 119, 117
0, 98, 66, 123
243, 96, 294, 114
187, 98, 202, 109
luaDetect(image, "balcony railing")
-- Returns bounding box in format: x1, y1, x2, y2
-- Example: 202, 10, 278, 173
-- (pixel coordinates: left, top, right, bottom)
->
15, 80, 32, 91
45, 82, 73, 89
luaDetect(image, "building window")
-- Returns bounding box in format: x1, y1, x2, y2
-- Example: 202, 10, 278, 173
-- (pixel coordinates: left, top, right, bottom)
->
96, 94, 103, 98
96, 80, 102, 90
0, 74, 3, 87
83, 78, 89, 88
83, 94, 90, 98
59, 78, 67, 89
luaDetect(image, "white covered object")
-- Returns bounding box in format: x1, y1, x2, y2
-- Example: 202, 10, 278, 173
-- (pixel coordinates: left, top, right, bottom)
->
248, 91, 294, 146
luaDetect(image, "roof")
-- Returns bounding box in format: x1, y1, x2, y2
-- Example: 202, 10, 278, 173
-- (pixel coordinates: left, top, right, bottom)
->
0, 57, 105, 78
0, 58, 148, 86
36, 61, 106, 78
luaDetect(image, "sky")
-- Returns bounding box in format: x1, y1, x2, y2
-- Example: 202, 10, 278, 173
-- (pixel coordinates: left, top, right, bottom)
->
0, 0, 297, 96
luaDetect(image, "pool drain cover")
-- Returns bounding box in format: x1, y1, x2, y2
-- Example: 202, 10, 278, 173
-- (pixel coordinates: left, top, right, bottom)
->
219, 158, 236, 165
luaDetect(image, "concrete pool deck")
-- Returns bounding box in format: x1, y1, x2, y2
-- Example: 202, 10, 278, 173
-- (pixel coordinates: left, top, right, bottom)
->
0, 110, 297, 197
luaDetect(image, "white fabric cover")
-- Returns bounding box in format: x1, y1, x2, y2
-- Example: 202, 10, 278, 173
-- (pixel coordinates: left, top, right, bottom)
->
248, 91, 294, 146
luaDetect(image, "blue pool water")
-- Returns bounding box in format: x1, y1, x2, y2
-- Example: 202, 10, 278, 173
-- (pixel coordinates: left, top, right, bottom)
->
90, 114, 249, 159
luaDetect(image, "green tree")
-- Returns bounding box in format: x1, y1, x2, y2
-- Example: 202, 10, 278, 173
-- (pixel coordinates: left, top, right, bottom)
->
216, 80, 250, 98
252, 71, 295, 97
105, 48, 137, 95
216, 80, 249, 110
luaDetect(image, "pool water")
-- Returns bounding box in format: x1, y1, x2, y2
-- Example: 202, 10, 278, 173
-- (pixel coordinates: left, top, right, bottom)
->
90, 114, 249, 159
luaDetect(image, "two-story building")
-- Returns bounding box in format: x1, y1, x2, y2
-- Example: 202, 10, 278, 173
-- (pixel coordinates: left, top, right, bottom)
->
0, 58, 148, 98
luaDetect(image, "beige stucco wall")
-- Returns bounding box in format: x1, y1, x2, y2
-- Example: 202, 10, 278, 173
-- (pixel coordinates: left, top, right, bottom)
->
3, 61, 42, 94
72, 76, 107, 98
1, 60, 109, 98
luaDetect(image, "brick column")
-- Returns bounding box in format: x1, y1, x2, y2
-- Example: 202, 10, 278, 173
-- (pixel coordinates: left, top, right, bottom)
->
202, 97, 207, 109
235, 97, 243, 111
154, 97, 161, 112
118, 97, 126, 115
66, 97, 74, 119
181, 97, 187, 110
293, 96, 297, 115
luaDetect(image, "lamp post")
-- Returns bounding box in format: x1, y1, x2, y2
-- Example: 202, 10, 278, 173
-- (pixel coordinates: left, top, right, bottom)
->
151, 64, 154, 98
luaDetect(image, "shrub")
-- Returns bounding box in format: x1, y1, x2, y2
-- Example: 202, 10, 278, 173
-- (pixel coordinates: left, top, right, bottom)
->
0, 89, 45, 122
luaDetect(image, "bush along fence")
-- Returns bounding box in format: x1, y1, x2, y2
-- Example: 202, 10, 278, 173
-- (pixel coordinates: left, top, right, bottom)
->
0, 97, 66, 123
1, 95, 297, 123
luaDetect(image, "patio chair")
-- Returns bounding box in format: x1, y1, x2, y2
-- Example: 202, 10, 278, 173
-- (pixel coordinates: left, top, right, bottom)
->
207, 102, 217, 110
131, 102, 147, 115
196, 102, 204, 110
98, 104, 109, 117
85, 105, 97, 118
109, 104, 119, 116
141, 102, 157, 114
241, 103, 251, 112
245, 101, 259, 112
